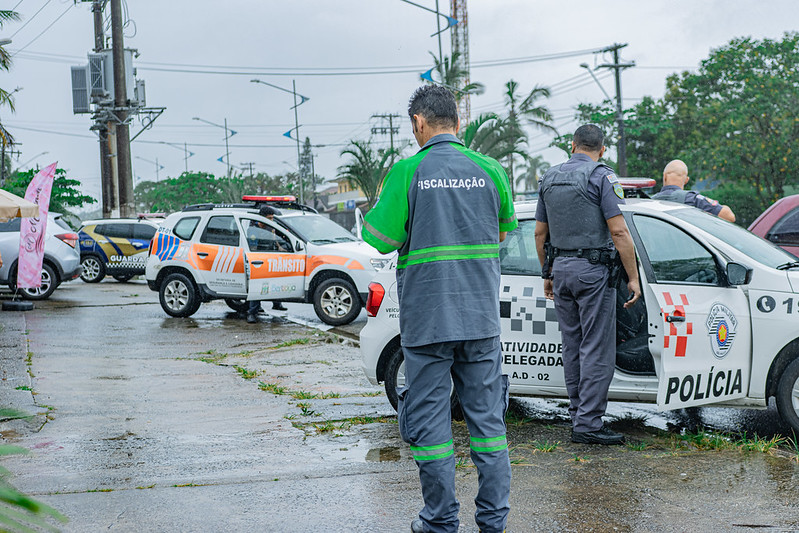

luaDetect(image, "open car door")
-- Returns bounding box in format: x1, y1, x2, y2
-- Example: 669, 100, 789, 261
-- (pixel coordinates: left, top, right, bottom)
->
630, 213, 752, 410
241, 217, 306, 301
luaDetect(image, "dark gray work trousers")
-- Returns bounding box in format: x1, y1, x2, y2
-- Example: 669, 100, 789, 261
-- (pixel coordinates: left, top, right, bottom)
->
552, 256, 617, 433
398, 337, 511, 533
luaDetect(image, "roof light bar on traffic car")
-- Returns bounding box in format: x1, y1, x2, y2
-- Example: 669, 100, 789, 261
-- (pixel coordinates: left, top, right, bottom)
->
242, 195, 297, 203
618, 178, 656, 189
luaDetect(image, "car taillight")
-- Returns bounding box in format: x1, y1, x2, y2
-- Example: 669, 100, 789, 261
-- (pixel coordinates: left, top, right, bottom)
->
55, 233, 78, 248
366, 282, 385, 317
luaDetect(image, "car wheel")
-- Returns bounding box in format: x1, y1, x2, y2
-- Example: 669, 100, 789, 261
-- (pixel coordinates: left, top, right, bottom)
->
80, 255, 105, 283
775, 357, 799, 434
224, 298, 249, 313
159, 272, 200, 317
383, 345, 463, 420
113, 274, 135, 282
313, 278, 362, 326
15, 263, 57, 301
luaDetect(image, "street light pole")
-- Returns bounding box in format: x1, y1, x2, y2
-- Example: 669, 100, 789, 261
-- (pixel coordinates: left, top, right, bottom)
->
250, 78, 310, 205
192, 116, 237, 178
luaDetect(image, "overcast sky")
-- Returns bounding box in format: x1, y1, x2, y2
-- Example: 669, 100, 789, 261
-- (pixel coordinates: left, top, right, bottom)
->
2, 0, 799, 207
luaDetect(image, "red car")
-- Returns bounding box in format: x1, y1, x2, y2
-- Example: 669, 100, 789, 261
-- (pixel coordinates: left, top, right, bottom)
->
748, 194, 799, 257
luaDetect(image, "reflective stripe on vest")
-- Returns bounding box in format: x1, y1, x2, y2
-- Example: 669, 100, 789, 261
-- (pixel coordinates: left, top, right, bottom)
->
397, 243, 499, 270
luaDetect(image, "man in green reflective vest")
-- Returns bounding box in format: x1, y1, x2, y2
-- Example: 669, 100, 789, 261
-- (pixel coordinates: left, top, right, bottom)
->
364, 85, 517, 533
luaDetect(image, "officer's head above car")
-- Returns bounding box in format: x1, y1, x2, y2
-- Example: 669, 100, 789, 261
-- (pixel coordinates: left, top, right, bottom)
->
571, 124, 606, 160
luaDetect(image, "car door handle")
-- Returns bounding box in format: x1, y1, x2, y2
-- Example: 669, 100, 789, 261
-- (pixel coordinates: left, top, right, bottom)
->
196, 252, 209, 258
252, 260, 264, 267
666, 315, 685, 323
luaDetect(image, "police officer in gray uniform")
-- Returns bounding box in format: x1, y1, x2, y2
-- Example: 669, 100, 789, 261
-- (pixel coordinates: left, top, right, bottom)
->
363, 86, 517, 533
534, 125, 641, 445
653, 159, 736, 222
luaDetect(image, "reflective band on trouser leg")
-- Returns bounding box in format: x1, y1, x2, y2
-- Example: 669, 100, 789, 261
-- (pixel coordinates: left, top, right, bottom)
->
470, 435, 508, 453
411, 440, 455, 461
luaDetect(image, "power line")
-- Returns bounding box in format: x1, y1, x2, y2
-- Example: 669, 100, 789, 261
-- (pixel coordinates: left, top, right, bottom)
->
9, 0, 52, 38
11, 0, 27, 11
11, 2, 73, 57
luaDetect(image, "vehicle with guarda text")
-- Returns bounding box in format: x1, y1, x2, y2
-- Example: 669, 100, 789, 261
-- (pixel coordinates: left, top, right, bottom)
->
78, 216, 162, 283
0, 212, 81, 300
145, 196, 391, 325
362, 185, 799, 434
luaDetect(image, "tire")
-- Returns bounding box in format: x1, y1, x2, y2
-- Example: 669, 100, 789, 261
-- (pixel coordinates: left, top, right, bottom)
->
775, 357, 799, 434
80, 255, 105, 283
313, 277, 362, 326
383, 345, 463, 420
224, 298, 249, 313
113, 274, 134, 282
9, 263, 58, 301
159, 272, 201, 317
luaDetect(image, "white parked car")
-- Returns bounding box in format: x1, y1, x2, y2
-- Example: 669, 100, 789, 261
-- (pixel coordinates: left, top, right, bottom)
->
361, 197, 799, 434
0, 213, 81, 299
145, 196, 390, 325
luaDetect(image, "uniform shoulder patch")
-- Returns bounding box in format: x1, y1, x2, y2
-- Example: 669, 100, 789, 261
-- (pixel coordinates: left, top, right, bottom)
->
606, 173, 624, 199
696, 194, 719, 206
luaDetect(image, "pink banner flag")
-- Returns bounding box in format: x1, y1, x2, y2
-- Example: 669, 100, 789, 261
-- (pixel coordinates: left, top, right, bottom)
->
17, 162, 57, 289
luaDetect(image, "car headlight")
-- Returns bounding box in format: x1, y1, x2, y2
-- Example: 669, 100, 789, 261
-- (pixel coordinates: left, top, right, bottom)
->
370, 258, 390, 271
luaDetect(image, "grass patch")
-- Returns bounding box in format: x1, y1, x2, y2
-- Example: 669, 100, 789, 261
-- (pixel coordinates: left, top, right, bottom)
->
197, 354, 226, 364
532, 440, 560, 453
626, 440, 651, 451
296, 402, 316, 416
505, 410, 534, 426
87, 488, 114, 493
313, 420, 336, 433
291, 390, 319, 400
258, 381, 288, 395
136, 484, 156, 490
233, 366, 258, 380
340, 416, 393, 427
359, 391, 383, 397
14, 385, 31, 391
172, 483, 203, 488
572, 455, 589, 463
676, 430, 733, 451
271, 338, 311, 349
737, 432, 786, 454
455, 456, 471, 469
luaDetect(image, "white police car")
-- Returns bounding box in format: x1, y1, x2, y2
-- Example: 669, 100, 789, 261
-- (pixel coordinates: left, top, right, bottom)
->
361, 194, 799, 434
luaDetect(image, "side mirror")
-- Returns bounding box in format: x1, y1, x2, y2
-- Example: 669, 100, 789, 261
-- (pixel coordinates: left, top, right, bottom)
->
726, 262, 752, 286
295, 241, 305, 252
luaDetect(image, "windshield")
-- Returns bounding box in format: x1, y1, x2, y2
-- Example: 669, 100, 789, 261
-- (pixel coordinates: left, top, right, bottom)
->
280, 214, 358, 244
670, 207, 796, 269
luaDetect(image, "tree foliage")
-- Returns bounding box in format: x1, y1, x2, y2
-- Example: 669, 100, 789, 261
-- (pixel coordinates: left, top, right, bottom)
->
429, 51, 485, 101
556, 32, 799, 225
3, 167, 96, 217
337, 140, 404, 208
134, 171, 297, 213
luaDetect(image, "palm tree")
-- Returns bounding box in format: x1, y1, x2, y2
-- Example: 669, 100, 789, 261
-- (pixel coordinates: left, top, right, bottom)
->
515, 155, 550, 193
0, 9, 20, 178
460, 113, 526, 164
429, 51, 484, 102
338, 140, 403, 208
500, 80, 557, 197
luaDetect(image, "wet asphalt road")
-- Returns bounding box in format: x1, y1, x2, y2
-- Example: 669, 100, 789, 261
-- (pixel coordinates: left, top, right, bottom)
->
0, 279, 798, 532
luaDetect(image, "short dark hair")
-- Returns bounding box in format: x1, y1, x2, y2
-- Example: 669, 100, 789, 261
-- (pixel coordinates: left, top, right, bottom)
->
259, 205, 278, 217
407, 85, 458, 130
573, 125, 604, 152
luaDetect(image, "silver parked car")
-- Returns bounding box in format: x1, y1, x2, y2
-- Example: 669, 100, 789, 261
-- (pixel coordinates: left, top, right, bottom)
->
0, 213, 82, 299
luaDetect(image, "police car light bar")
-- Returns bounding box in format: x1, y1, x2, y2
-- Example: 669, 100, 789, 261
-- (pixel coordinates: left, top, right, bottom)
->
618, 178, 656, 189
242, 195, 297, 203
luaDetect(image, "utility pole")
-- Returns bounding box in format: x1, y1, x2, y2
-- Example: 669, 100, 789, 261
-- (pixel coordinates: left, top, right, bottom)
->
371, 113, 401, 154
596, 43, 635, 177
91, 0, 114, 218
110, 0, 134, 217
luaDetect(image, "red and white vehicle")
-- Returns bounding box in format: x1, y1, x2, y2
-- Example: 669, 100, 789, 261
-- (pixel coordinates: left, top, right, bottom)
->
145, 196, 391, 325
362, 187, 799, 434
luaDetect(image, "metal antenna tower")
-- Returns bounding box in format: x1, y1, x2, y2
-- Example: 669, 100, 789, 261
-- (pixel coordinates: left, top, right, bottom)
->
450, 0, 470, 125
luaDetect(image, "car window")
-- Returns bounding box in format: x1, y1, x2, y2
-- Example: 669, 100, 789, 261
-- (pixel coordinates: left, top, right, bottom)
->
200, 216, 240, 246
500, 219, 541, 276
99, 223, 134, 239
173, 217, 200, 241
0, 218, 21, 232
634, 214, 719, 284
767, 207, 799, 246
52, 217, 71, 231
242, 218, 293, 253
280, 214, 357, 244
133, 224, 157, 240
670, 207, 795, 268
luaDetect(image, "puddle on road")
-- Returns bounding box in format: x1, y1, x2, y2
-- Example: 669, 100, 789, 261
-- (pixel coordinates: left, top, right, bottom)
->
365, 446, 402, 462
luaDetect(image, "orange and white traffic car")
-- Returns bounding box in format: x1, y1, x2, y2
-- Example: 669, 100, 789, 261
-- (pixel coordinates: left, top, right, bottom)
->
145, 196, 391, 325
